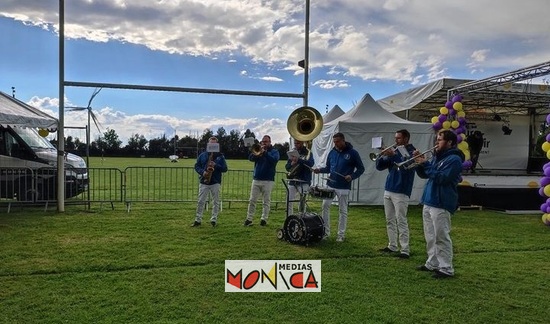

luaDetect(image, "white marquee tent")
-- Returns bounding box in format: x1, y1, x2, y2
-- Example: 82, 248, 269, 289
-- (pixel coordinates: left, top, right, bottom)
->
323, 105, 345, 123
0, 91, 58, 129
311, 93, 436, 205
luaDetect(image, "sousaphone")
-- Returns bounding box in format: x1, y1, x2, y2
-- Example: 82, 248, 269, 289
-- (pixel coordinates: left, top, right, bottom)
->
286, 106, 323, 178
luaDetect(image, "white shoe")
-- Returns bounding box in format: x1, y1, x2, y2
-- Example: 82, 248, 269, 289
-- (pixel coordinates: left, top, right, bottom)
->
336, 236, 345, 242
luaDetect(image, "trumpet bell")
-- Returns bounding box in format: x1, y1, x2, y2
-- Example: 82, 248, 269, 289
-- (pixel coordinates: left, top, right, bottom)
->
287, 106, 323, 142
250, 143, 263, 156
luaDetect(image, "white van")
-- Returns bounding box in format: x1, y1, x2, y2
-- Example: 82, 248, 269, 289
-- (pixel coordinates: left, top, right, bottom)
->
0, 125, 88, 201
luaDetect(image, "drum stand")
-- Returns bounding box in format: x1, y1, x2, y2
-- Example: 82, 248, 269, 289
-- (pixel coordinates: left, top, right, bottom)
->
281, 179, 309, 218
278, 179, 325, 245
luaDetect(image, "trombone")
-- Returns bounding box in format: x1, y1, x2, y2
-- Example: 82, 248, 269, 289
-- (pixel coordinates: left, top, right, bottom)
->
369, 144, 398, 161
394, 145, 438, 170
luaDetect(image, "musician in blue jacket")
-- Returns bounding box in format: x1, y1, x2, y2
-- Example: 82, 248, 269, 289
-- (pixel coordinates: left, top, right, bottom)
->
414, 130, 464, 278
313, 132, 365, 242
244, 135, 280, 227
192, 137, 228, 227
375, 129, 416, 258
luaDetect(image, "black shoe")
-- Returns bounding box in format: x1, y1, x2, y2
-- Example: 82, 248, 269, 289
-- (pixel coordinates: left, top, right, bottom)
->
244, 219, 253, 226
416, 265, 434, 272
398, 253, 410, 259
379, 247, 397, 253
211, 221, 217, 227
191, 221, 201, 227
432, 270, 453, 279
260, 220, 267, 226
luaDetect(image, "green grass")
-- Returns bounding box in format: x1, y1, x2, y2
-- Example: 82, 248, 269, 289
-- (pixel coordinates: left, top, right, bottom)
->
1, 202, 549, 323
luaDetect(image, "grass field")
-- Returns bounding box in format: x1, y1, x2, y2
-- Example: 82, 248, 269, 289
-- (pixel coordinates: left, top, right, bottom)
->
1, 157, 550, 323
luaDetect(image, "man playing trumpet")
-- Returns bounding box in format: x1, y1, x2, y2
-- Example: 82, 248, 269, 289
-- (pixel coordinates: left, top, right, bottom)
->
285, 139, 315, 216
244, 135, 280, 226
414, 130, 464, 278
375, 129, 416, 258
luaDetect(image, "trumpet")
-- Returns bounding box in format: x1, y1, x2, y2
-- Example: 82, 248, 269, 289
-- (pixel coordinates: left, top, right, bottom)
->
369, 144, 398, 161
250, 143, 264, 156
395, 145, 438, 170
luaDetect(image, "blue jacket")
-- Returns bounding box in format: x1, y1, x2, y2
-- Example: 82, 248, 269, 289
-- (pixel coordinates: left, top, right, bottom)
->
375, 144, 416, 197
194, 152, 228, 185
415, 147, 464, 213
249, 147, 280, 181
285, 146, 314, 185
318, 142, 365, 190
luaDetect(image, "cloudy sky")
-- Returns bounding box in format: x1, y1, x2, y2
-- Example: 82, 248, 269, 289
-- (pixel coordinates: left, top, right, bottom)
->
1, 0, 549, 144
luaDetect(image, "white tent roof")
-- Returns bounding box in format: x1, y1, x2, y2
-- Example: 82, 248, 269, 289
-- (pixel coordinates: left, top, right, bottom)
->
323, 105, 345, 123
312, 93, 435, 205
0, 91, 58, 130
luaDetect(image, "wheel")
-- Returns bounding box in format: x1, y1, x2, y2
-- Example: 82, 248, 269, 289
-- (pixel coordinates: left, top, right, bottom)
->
276, 228, 284, 240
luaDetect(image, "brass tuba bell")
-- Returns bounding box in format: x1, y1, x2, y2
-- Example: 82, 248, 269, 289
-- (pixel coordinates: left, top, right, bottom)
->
287, 106, 323, 142
250, 143, 264, 156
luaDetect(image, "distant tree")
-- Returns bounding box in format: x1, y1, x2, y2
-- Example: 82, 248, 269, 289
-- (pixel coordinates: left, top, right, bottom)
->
148, 134, 170, 157
125, 133, 148, 156
102, 128, 122, 155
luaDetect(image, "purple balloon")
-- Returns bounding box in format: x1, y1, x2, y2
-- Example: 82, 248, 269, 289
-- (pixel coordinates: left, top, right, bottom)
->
546, 114, 550, 124
458, 117, 467, 125
541, 203, 548, 213
539, 187, 546, 197
445, 100, 453, 109
433, 122, 442, 131
544, 168, 550, 177
546, 133, 550, 142
541, 177, 550, 187
438, 114, 447, 122
457, 136, 463, 143
544, 162, 550, 170
452, 94, 463, 103
448, 108, 456, 116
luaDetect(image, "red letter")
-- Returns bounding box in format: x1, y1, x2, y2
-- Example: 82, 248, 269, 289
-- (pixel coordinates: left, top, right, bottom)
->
290, 272, 304, 289
243, 271, 260, 289
227, 269, 242, 289
304, 270, 318, 289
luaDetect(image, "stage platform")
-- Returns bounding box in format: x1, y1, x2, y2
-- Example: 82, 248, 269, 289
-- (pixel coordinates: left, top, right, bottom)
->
458, 169, 544, 212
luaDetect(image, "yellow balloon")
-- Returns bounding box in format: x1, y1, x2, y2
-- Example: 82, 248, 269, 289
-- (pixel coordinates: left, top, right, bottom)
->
544, 185, 550, 197
457, 111, 466, 118
451, 120, 460, 129
442, 121, 451, 129
453, 102, 463, 111
463, 151, 470, 161
546, 149, 550, 160
38, 129, 49, 137
542, 141, 550, 152
431, 116, 439, 124
440, 107, 449, 115
460, 133, 466, 140
460, 180, 471, 187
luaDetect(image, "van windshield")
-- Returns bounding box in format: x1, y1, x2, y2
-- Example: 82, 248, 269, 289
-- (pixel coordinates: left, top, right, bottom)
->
12, 127, 56, 150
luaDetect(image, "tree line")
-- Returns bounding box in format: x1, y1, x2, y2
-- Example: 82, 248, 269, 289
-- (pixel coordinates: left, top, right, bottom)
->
52, 127, 291, 159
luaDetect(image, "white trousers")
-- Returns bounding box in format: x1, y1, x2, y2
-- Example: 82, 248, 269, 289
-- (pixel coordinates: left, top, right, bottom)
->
246, 180, 275, 221
287, 183, 310, 216
321, 189, 349, 239
195, 183, 221, 222
383, 190, 410, 254
422, 205, 454, 275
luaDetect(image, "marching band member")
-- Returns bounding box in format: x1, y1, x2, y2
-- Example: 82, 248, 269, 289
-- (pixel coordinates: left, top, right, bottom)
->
375, 129, 416, 258
285, 139, 315, 216
313, 132, 364, 242
244, 135, 280, 227
192, 137, 228, 227
414, 129, 464, 278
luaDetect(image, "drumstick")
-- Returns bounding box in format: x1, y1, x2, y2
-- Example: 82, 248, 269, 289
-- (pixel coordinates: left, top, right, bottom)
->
322, 177, 335, 182
334, 171, 346, 178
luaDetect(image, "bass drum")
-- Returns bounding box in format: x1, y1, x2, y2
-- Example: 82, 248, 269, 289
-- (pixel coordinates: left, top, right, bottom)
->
283, 213, 325, 245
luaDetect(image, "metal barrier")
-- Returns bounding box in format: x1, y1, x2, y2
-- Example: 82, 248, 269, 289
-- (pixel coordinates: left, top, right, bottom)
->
1, 166, 359, 212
